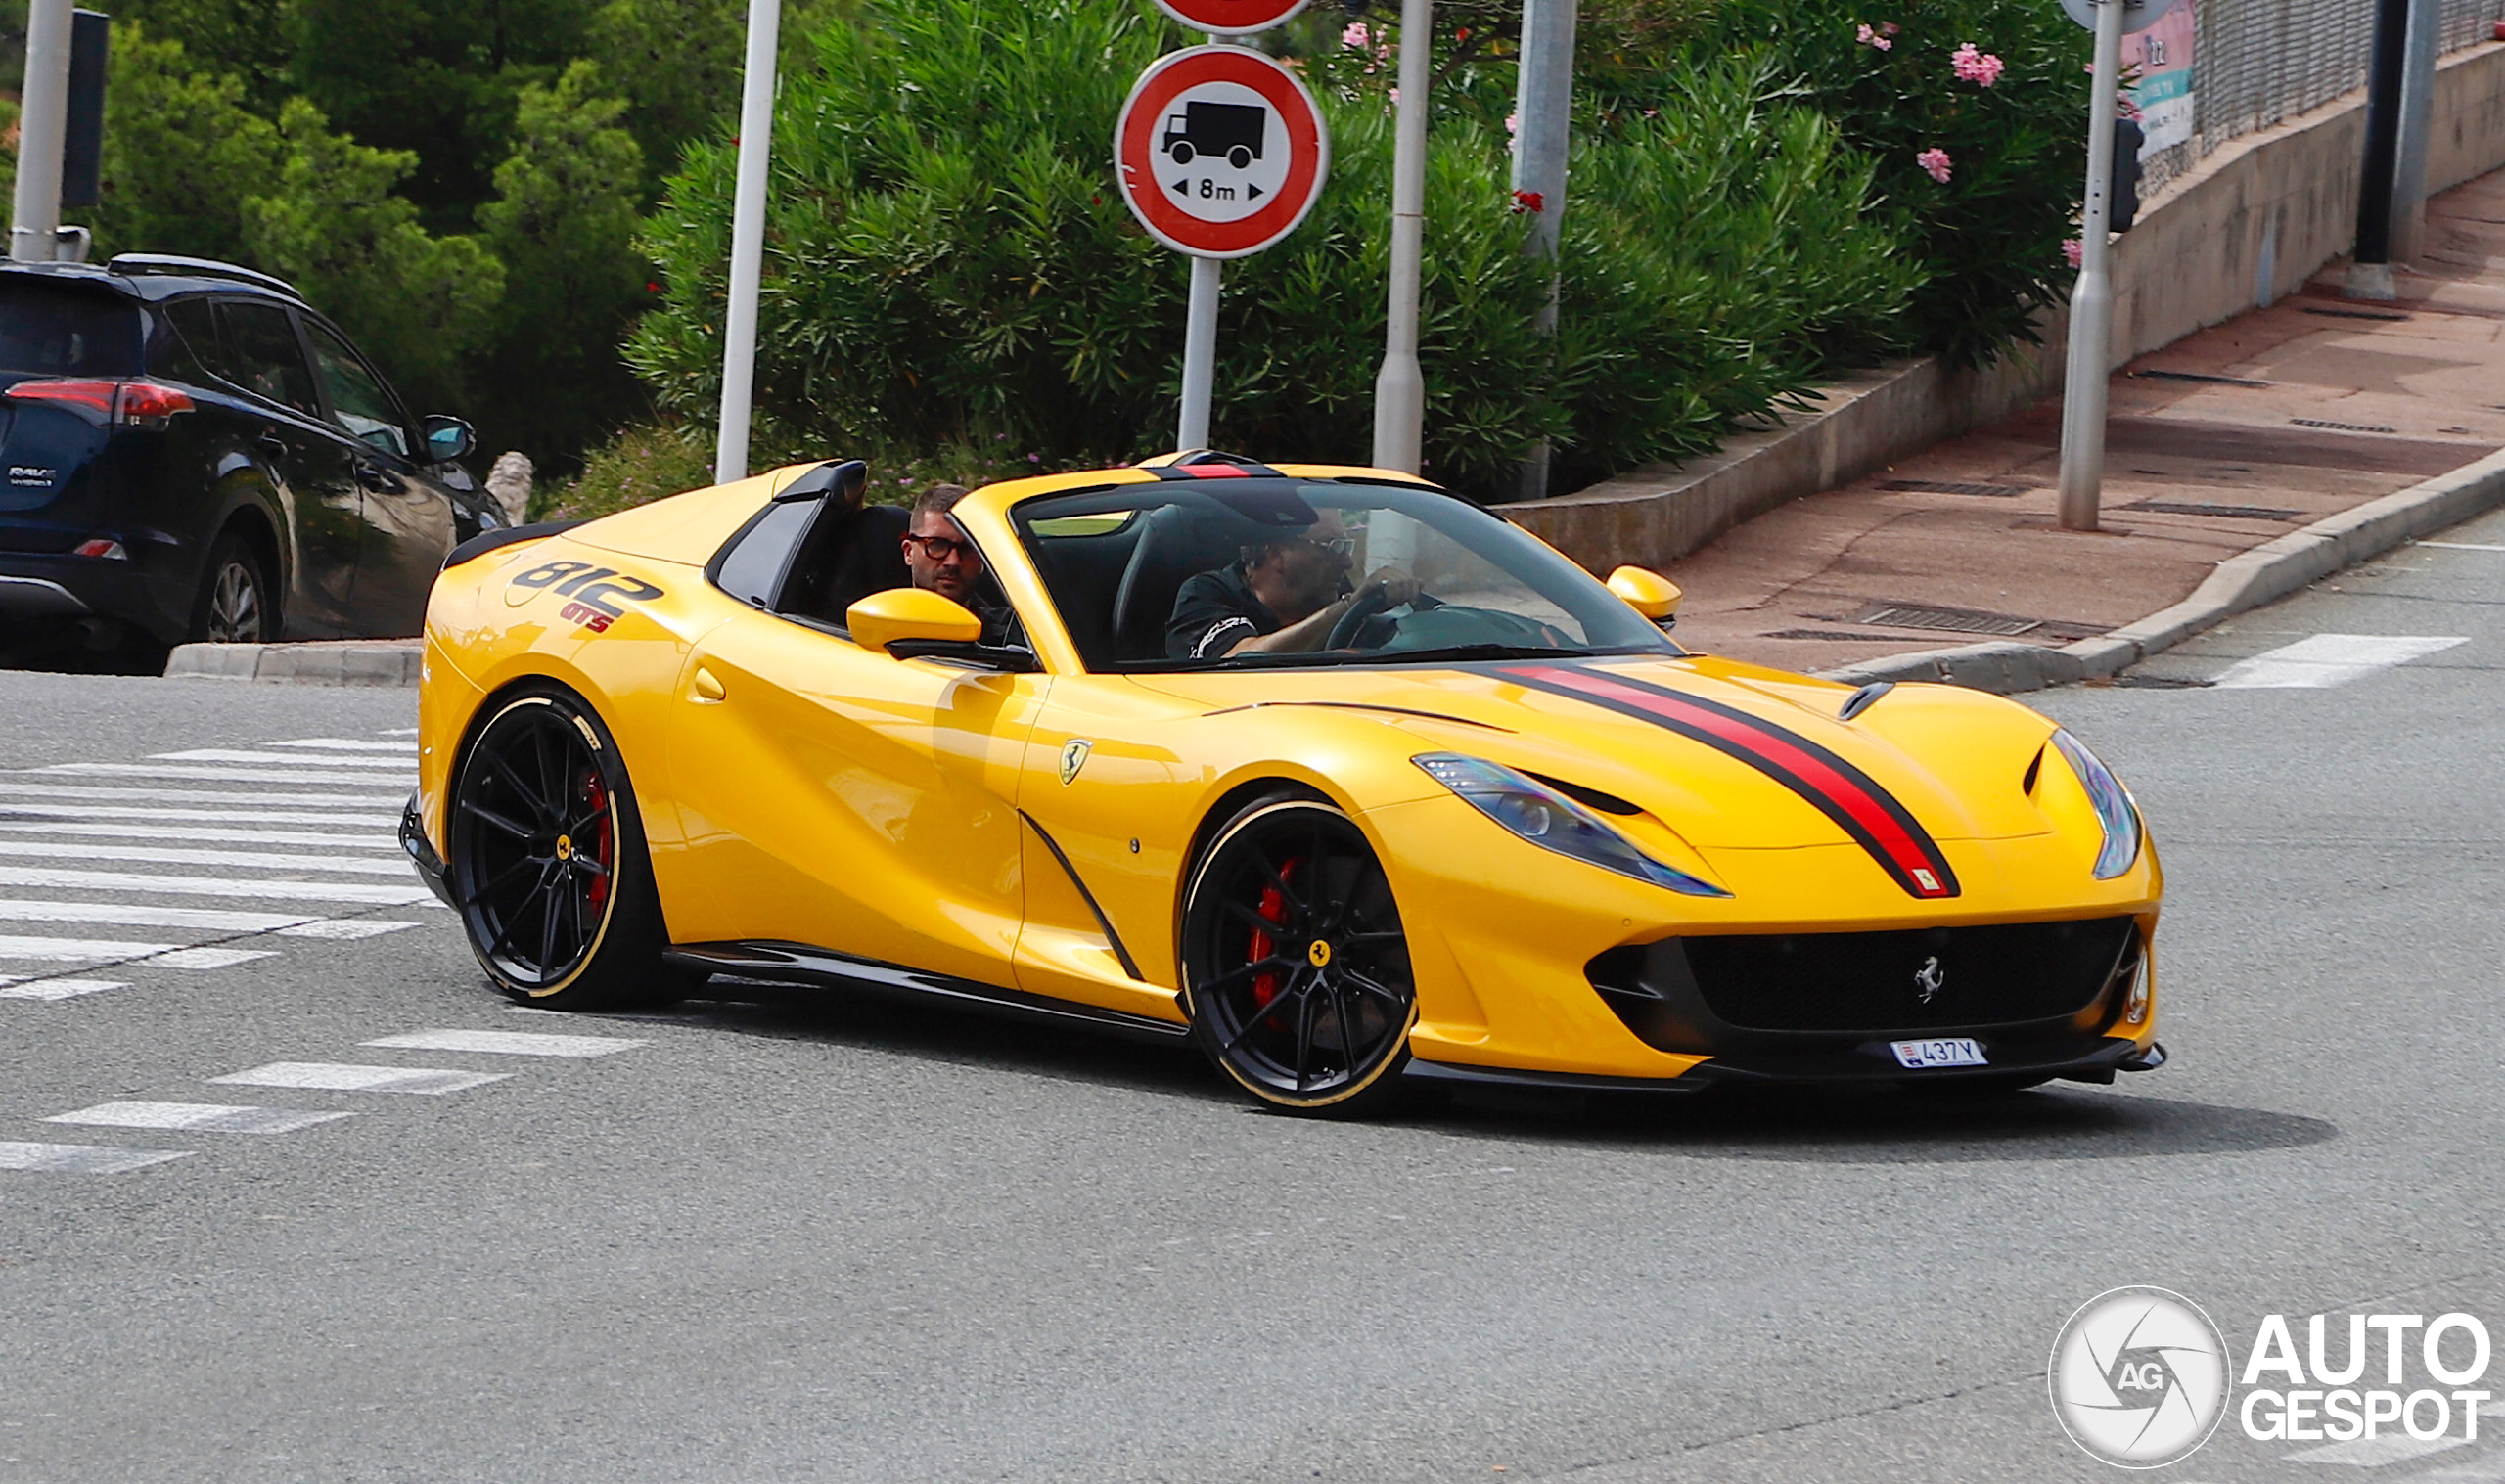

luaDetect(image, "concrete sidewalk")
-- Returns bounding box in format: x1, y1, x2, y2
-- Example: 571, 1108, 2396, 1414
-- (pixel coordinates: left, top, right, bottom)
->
1664, 167, 2505, 684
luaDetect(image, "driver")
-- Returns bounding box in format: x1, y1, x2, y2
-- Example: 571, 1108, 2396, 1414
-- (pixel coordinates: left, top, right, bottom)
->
1166, 511, 1418, 660
902, 484, 1019, 647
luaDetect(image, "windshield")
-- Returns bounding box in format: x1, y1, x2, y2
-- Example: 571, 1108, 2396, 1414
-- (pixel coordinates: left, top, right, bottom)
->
0, 280, 141, 377
1014, 476, 1681, 671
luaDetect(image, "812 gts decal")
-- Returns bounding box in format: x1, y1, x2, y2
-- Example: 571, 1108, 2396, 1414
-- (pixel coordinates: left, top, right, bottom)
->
509, 561, 665, 634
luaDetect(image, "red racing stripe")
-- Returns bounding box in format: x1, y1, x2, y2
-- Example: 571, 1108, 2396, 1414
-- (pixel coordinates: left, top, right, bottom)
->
1504, 664, 1959, 899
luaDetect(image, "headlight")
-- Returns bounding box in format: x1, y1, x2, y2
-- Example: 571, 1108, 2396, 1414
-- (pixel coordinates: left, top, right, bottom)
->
2049, 729, 2142, 879
1413, 754, 1729, 897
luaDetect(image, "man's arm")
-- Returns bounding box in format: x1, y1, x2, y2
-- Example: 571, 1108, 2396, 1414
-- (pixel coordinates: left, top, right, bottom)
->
1223, 567, 1419, 656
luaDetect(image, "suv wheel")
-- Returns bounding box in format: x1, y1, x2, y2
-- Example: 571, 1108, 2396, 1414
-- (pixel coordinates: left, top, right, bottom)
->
191, 535, 271, 644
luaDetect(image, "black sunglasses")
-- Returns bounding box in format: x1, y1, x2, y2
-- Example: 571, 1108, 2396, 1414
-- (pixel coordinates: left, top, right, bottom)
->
902, 533, 981, 562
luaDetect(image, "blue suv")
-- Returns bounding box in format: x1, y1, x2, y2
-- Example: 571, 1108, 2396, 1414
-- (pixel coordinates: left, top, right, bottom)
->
0, 254, 501, 663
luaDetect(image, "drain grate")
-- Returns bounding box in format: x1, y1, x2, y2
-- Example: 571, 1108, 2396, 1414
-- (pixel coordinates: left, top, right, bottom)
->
2119, 498, 2301, 520
2291, 417, 2398, 433
1846, 602, 2043, 637
1761, 629, 1936, 642
2129, 369, 2271, 388
1880, 478, 2031, 497
2301, 305, 2409, 322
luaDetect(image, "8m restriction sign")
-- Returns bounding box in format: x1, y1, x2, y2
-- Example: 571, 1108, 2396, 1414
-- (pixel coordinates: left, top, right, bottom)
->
1116, 46, 1329, 259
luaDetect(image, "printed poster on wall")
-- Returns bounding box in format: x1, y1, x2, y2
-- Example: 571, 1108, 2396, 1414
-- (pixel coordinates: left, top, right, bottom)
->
2125, 0, 2195, 157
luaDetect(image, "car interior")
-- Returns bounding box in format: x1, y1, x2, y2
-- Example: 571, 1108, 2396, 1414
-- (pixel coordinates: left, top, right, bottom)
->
707, 461, 1019, 646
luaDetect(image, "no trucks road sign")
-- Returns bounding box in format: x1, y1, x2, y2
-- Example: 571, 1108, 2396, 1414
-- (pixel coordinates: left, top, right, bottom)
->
1116, 45, 1330, 260
1152, 0, 1309, 34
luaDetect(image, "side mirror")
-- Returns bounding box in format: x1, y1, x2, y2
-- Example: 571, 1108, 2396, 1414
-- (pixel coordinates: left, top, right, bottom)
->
847, 587, 982, 655
422, 414, 475, 463
1607, 564, 1681, 624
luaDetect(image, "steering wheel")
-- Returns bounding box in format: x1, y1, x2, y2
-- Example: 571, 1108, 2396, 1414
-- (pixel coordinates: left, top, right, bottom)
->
1326, 586, 1394, 651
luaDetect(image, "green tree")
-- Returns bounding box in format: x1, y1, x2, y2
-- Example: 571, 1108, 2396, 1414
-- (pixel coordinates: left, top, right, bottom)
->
90, 26, 284, 263
101, 0, 296, 115
242, 98, 505, 411
474, 61, 650, 465
588, 0, 858, 195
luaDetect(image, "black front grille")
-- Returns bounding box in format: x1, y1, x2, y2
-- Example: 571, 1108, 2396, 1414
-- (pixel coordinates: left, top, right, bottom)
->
1680, 917, 2137, 1034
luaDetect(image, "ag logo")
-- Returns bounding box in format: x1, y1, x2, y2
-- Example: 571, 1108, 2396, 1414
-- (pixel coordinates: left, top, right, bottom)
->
1058, 738, 1092, 787
2050, 1286, 2231, 1468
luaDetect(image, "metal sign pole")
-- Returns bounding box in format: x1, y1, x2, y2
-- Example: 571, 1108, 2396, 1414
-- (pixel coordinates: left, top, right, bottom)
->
713, 0, 783, 486
2057, 0, 2127, 532
1371, 0, 1433, 473
1177, 253, 1221, 449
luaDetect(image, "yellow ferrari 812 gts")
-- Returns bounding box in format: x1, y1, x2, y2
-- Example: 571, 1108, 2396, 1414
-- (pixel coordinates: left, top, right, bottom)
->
398, 454, 2164, 1114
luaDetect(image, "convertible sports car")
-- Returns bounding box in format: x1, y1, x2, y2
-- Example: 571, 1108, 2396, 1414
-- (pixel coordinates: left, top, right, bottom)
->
400, 453, 2164, 1114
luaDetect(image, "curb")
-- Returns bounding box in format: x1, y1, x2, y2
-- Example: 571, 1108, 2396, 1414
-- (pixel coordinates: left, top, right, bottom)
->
1815, 447, 2505, 696
164, 640, 423, 688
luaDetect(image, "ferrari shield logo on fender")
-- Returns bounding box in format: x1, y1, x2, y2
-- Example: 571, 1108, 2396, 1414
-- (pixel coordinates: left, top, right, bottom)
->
1058, 739, 1093, 787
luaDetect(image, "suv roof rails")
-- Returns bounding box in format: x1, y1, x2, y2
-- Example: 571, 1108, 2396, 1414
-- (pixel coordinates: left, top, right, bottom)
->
105, 253, 302, 300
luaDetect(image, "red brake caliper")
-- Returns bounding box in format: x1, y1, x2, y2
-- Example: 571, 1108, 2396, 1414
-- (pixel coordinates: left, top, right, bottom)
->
583, 774, 613, 910
1247, 857, 1300, 1012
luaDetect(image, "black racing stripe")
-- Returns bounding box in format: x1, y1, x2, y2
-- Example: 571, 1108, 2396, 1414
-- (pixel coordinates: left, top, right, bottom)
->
1498, 665, 1961, 900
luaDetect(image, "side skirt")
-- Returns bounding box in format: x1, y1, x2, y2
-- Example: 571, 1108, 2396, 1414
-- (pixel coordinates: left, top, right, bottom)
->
663, 939, 1192, 1046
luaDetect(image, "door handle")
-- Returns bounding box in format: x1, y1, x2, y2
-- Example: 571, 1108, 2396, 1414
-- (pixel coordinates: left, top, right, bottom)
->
254, 432, 289, 459
353, 463, 396, 493
691, 666, 726, 703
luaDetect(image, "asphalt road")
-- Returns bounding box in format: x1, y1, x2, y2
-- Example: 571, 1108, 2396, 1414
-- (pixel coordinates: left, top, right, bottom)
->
5, 516, 2505, 1484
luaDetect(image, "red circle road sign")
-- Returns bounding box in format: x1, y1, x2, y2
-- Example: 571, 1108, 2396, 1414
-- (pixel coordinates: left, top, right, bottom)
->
1151, 0, 1309, 36
1116, 46, 1330, 259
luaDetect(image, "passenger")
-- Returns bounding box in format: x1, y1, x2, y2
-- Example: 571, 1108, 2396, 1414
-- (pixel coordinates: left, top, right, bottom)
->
901, 483, 1019, 647
1167, 511, 1418, 660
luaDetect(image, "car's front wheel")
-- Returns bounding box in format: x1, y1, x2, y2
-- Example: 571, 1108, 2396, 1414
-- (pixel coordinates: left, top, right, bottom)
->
447, 685, 680, 1011
1180, 793, 1418, 1115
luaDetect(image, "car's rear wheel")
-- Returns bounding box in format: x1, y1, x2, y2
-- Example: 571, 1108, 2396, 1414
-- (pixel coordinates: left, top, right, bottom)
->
1180, 794, 1417, 1115
448, 686, 680, 1011
190, 534, 271, 644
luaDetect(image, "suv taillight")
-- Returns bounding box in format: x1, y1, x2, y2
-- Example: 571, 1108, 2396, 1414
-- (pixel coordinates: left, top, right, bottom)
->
5, 378, 195, 426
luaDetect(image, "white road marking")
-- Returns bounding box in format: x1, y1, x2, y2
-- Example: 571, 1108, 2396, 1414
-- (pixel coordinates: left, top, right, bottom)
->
45, 1102, 356, 1134
153, 749, 414, 770
0, 932, 181, 961
22, 763, 413, 788
2212, 634, 2470, 690
2418, 1458, 2505, 1481
0, 1141, 190, 1173
210, 1062, 512, 1095
0, 782, 402, 809
267, 739, 421, 753
0, 865, 434, 906
2417, 540, 2505, 551
2286, 1432, 2468, 1465
277, 920, 417, 939
362, 1028, 647, 1058
146, 947, 279, 969
0, 821, 401, 849
0, 898, 314, 932
0, 802, 400, 827
0, 839, 413, 875
0, 977, 125, 1000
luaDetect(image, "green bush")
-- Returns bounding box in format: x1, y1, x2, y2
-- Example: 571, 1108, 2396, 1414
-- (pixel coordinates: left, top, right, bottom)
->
625, 0, 1914, 500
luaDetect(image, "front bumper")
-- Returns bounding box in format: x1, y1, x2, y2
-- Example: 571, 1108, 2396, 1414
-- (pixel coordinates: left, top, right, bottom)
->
1407, 1035, 2167, 1094
398, 790, 455, 909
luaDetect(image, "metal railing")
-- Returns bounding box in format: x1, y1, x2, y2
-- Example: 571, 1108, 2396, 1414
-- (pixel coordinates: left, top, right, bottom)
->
2137, 0, 2505, 195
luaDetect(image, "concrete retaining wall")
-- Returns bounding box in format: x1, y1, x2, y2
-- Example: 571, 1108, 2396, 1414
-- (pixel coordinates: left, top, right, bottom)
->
1511, 41, 2505, 575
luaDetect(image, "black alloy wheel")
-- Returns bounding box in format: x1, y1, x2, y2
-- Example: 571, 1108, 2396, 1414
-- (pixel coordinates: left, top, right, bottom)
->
1181, 794, 1418, 1114
448, 687, 677, 1010
191, 534, 270, 644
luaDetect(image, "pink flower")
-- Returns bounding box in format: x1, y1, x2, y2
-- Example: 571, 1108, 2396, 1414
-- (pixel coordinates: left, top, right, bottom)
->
1342, 21, 1369, 49
1855, 22, 1894, 50
2062, 238, 2084, 269
1389, 87, 1399, 106
1950, 43, 2004, 86
1916, 147, 1952, 183
1512, 189, 1545, 214
1505, 112, 1519, 135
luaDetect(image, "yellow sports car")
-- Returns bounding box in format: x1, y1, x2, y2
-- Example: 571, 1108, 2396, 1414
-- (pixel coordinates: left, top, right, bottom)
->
398, 454, 2163, 1114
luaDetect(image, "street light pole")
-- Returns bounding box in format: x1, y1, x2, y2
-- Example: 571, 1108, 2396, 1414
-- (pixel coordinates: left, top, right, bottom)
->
1371, 0, 1434, 474
11, 0, 73, 263
1511, 0, 1577, 502
713, 0, 783, 486
2056, 0, 2126, 532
